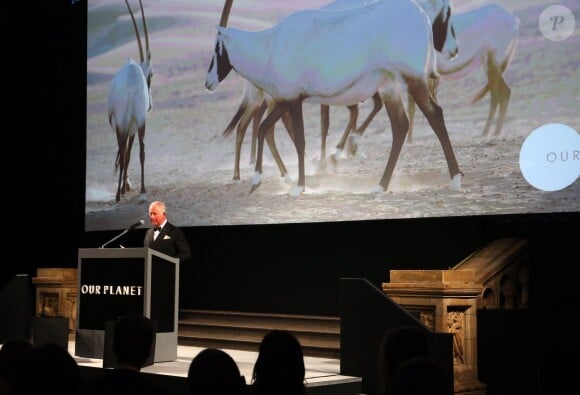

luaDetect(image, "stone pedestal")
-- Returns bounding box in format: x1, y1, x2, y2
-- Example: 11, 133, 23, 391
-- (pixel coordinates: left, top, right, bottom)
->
32, 268, 77, 340
453, 238, 530, 310
383, 269, 487, 395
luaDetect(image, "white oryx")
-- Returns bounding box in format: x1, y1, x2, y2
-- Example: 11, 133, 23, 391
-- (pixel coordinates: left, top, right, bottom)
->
206, 0, 462, 195
322, 0, 458, 161
107, 0, 153, 203
407, 3, 519, 142
222, 0, 458, 179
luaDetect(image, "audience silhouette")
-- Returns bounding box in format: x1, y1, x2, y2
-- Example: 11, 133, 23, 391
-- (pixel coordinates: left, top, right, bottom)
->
0, 338, 34, 395
250, 330, 306, 395
187, 348, 246, 395
12, 342, 85, 395
391, 356, 451, 395
378, 326, 429, 395
0, 321, 456, 395
87, 312, 170, 395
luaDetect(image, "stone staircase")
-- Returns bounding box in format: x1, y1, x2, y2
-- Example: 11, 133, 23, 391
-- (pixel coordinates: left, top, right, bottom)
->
178, 309, 340, 358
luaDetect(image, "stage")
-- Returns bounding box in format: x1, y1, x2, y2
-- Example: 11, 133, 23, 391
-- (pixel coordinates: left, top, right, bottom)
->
71, 341, 362, 395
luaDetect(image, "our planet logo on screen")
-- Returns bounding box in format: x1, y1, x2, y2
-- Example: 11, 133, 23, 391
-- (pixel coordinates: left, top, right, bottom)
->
519, 123, 579, 191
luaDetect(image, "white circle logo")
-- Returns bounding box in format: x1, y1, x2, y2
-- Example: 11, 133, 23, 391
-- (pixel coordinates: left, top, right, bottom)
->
519, 123, 579, 191
539, 5, 575, 42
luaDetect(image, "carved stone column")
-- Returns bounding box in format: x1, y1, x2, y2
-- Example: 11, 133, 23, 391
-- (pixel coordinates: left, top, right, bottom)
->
383, 269, 487, 395
32, 268, 78, 339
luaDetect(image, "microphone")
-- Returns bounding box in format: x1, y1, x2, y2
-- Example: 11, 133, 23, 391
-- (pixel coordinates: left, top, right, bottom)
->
127, 219, 145, 230
100, 219, 145, 248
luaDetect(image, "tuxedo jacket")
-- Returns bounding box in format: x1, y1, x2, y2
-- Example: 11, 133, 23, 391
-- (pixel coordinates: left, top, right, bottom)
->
144, 222, 192, 263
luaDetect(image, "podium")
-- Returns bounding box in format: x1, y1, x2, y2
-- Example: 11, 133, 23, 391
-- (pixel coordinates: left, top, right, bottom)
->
75, 248, 179, 362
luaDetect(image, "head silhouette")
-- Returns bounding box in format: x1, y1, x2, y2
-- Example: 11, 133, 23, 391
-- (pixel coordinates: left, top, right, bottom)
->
14, 343, 84, 394
188, 348, 246, 395
391, 357, 450, 395
379, 325, 430, 395
251, 330, 305, 395
0, 338, 34, 392
113, 313, 155, 369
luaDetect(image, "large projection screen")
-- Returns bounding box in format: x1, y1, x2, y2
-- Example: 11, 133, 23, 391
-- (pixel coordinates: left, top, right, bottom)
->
85, 0, 579, 231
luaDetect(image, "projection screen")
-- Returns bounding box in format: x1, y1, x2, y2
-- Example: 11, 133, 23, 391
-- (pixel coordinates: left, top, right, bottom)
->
85, 0, 579, 231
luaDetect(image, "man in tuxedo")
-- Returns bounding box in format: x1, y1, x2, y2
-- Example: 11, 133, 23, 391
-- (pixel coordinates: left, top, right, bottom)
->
144, 200, 192, 263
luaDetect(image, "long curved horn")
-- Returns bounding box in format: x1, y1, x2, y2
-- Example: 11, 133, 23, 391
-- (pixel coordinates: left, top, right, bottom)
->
219, 0, 234, 27
124, 0, 144, 62
138, 0, 151, 60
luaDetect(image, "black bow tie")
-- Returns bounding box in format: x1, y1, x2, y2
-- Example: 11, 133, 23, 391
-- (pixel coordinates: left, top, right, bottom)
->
154, 227, 161, 232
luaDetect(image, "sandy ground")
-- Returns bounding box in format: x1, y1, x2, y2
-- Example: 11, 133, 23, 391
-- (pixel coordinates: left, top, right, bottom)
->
85, 0, 579, 231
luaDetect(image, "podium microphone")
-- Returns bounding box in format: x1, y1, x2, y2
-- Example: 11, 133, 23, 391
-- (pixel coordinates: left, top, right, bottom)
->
100, 219, 145, 248
127, 219, 146, 230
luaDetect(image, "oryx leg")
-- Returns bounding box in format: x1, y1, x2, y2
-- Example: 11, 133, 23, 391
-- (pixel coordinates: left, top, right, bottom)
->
114, 128, 124, 202
250, 101, 267, 164
232, 106, 255, 180
123, 134, 136, 195
115, 146, 125, 203
489, 58, 511, 137
406, 77, 462, 189
138, 125, 146, 196
320, 104, 330, 170
331, 105, 358, 161
376, 87, 409, 192
349, 92, 382, 156
407, 76, 438, 144
280, 109, 295, 144
480, 81, 497, 137
286, 101, 306, 196
116, 166, 124, 203
493, 77, 510, 136
407, 94, 417, 144
233, 100, 286, 181
481, 50, 511, 137
254, 101, 292, 179
264, 117, 289, 179
250, 104, 288, 194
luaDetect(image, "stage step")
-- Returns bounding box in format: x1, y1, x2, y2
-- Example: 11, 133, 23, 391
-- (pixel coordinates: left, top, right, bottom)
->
178, 309, 340, 358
